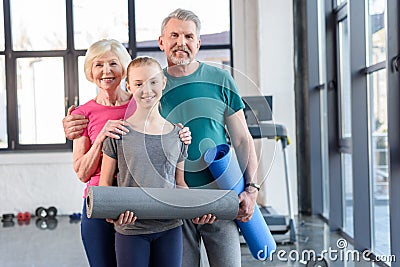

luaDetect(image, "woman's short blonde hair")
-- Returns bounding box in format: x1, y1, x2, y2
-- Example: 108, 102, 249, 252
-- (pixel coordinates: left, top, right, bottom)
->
84, 39, 132, 82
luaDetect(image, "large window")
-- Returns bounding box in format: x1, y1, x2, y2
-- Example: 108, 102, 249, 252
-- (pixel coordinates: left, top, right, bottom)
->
0, 1, 6, 149
16, 57, 66, 145
337, 15, 354, 237
10, 0, 67, 51
0, 56, 6, 149
317, 0, 330, 218
338, 19, 351, 141
73, 0, 129, 50
135, 0, 230, 46
1, 0, 232, 151
0, 1, 4, 50
366, 0, 390, 259
314, 0, 396, 264
369, 69, 390, 256
135, 1, 231, 69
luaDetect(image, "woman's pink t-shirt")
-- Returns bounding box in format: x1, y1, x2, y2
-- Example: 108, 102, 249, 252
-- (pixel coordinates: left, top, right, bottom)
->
71, 99, 136, 197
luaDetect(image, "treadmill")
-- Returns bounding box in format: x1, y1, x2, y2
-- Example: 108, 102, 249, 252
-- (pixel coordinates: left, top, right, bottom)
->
242, 96, 296, 244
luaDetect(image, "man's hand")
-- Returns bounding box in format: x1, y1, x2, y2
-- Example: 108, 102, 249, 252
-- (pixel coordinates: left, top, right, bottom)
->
177, 123, 192, 145
236, 188, 258, 222
63, 105, 88, 140
192, 214, 217, 224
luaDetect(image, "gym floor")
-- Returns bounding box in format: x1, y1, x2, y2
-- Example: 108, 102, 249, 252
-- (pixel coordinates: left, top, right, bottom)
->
0, 215, 375, 267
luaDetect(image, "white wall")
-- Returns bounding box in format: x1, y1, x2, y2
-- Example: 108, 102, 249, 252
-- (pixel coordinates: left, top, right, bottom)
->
0, 153, 85, 215
260, 0, 297, 216
0, 0, 297, 216
233, 0, 297, 215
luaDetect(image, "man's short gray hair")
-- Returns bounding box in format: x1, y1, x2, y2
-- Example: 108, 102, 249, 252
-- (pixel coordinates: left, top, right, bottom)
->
161, 8, 201, 38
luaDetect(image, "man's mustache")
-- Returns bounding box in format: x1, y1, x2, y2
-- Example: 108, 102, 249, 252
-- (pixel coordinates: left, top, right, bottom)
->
172, 46, 191, 54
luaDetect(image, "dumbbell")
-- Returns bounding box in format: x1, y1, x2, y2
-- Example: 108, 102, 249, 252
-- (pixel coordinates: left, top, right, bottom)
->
35, 206, 57, 219
35, 217, 58, 230
69, 212, 82, 223
1, 213, 15, 227
17, 212, 31, 225
1, 213, 14, 222
17, 212, 31, 221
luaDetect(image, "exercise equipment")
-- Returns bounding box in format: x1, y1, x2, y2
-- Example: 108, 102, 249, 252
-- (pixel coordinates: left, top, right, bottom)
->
243, 96, 296, 244
35, 206, 58, 219
243, 100, 328, 265
69, 212, 82, 224
47, 207, 57, 217
2, 213, 15, 222
17, 212, 31, 221
86, 186, 239, 220
35, 217, 58, 230
69, 212, 82, 221
249, 122, 296, 243
17, 212, 31, 225
1, 213, 15, 227
204, 144, 276, 260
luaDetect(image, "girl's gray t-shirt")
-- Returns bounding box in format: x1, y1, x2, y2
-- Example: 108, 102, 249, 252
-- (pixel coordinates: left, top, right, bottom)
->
102, 124, 187, 235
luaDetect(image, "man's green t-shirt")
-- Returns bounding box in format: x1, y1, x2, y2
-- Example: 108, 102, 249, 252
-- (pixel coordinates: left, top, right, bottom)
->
160, 62, 245, 188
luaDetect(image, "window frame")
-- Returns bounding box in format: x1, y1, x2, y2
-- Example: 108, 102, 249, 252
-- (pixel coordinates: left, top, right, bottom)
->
1, 0, 233, 151
319, 0, 399, 262
386, 0, 400, 262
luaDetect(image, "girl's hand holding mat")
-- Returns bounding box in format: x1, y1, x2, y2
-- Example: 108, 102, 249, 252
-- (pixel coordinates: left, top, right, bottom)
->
192, 213, 217, 224
106, 210, 137, 226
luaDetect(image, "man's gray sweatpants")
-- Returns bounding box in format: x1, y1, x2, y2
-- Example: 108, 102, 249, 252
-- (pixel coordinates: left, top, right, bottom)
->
181, 219, 241, 267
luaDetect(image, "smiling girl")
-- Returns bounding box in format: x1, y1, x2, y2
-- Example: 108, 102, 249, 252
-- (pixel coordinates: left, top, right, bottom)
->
99, 56, 189, 267
72, 40, 192, 267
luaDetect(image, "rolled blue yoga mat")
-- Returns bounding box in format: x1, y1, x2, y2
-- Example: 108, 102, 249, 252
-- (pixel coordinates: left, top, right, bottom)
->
204, 144, 276, 260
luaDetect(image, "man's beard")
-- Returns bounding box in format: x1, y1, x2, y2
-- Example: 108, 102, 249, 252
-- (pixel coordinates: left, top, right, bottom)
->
170, 56, 191, 65
169, 46, 192, 65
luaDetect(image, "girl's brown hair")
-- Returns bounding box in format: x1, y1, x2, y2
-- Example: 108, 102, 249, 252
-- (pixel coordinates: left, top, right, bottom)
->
126, 56, 163, 83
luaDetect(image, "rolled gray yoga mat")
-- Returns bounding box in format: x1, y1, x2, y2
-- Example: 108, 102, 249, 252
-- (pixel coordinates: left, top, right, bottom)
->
86, 186, 239, 220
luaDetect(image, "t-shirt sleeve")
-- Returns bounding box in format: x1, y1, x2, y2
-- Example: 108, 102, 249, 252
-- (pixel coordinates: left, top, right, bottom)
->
178, 142, 188, 163
71, 106, 89, 138
222, 71, 245, 116
102, 137, 118, 160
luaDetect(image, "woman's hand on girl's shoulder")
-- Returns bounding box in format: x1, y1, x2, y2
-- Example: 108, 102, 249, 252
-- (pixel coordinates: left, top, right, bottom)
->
98, 119, 130, 143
